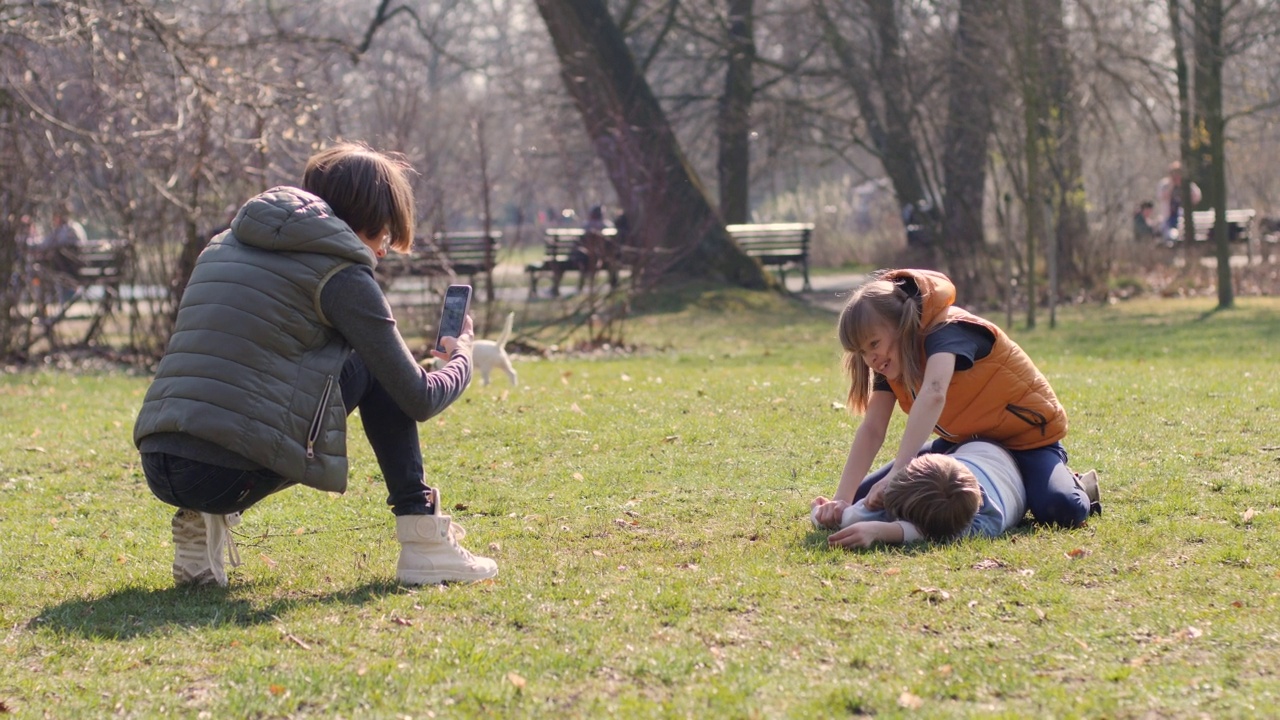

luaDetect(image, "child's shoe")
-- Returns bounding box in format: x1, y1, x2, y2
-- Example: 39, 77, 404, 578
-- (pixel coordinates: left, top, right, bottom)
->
1075, 470, 1102, 516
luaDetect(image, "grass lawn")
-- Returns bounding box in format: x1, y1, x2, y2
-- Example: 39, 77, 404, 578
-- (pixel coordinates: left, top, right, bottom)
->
2, 286, 1278, 718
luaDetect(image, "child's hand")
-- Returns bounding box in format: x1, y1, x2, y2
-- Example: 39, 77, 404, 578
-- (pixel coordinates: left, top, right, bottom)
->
863, 479, 888, 510
810, 496, 849, 529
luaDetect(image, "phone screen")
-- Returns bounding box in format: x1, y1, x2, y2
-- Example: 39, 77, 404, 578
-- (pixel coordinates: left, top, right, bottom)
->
435, 284, 472, 353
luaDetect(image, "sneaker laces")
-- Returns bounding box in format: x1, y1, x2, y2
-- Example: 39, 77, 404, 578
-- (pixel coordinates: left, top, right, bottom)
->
445, 520, 478, 561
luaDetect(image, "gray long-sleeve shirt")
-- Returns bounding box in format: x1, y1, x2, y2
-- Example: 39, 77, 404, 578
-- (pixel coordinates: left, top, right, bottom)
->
139, 263, 471, 469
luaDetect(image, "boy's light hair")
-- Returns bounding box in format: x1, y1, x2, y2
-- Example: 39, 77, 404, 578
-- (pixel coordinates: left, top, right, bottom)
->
882, 453, 982, 541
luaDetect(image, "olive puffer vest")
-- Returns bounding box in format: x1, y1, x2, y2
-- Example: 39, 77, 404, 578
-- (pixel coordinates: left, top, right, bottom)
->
133, 187, 377, 492
883, 269, 1068, 450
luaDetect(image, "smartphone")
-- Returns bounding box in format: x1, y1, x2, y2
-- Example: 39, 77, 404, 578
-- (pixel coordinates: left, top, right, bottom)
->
434, 284, 472, 354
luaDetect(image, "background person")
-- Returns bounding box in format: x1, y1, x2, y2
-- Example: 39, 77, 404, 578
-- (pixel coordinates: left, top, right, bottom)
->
1133, 200, 1159, 243
36, 205, 87, 301
1154, 161, 1202, 242
133, 142, 496, 588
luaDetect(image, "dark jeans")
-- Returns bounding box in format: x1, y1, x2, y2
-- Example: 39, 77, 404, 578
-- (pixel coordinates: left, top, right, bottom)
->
851, 438, 1089, 528
143, 352, 434, 517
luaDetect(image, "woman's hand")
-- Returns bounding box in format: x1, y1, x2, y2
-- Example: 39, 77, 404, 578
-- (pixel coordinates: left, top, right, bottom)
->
431, 315, 475, 361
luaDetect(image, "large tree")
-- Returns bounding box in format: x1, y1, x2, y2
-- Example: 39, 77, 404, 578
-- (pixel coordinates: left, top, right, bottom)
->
535, 0, 770, 289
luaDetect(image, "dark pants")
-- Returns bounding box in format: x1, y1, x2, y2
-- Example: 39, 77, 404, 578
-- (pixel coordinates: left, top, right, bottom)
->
851, 438, 1090, 528
142, 353, 434, 517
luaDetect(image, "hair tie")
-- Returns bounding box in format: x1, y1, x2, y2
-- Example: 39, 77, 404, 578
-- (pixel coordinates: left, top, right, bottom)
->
894, 276, 921, 298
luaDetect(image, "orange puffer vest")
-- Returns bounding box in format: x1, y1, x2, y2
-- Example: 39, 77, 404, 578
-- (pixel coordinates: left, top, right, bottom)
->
883, 269, 1068, 450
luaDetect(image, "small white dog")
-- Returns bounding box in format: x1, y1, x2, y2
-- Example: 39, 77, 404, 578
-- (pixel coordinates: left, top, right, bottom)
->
472, 312, 518, 386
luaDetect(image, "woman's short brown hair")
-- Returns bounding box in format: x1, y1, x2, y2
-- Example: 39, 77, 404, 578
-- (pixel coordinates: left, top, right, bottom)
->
302, 142, 416, 253
882, 454, 982, 541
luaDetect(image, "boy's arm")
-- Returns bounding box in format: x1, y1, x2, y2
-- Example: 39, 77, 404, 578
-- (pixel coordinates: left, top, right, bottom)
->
828, 520, 905, 548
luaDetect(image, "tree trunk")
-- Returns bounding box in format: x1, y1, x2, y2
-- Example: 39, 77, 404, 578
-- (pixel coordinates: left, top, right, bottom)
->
1167, 0, 1198, 264
1196, 0, 1232, 308
717, 0, 754, 225
941, 0, 998, 294
1019, 0, 1047, 330
535, 0, 770, 289
1040, 0, 1090, 292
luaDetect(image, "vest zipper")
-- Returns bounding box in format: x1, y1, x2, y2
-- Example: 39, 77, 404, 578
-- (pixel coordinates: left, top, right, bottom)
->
1006, 403, 1049, 435
307, 374, 335, 459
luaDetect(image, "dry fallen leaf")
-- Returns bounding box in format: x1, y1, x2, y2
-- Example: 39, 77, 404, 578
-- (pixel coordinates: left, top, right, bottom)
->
898, 691, 924, 709
912, 587, 951, 602
1175, 626, 1203, 641
507, 672, 527, 690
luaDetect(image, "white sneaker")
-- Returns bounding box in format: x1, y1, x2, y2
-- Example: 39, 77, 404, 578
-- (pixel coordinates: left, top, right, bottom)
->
171, 509, 242, 587
395, 512, 497, 585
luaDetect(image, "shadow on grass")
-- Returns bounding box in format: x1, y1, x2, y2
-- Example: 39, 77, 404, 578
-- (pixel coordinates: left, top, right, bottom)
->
30, 580, 404, 641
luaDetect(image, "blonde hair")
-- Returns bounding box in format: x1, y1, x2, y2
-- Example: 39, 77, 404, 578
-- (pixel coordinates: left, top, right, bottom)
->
837, 272, 929, 413
302, 142, 417, 253
882, 454, 982, 541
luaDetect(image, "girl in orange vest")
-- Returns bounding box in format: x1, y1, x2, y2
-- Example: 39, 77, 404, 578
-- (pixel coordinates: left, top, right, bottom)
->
811, 269, 1099, 547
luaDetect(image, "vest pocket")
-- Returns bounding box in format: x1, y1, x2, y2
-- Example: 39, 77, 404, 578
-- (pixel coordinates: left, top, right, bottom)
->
1006, 403, 1049, 435
306, 374, 335, 459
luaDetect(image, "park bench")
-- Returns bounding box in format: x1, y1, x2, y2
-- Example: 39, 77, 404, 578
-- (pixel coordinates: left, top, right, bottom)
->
1172, 209, 1263, 261
1176, 209, 1255, 245
27, 238, 132, 347
380, 229, 500, 289
726, 222, 814, 291
525, 227, 621, 298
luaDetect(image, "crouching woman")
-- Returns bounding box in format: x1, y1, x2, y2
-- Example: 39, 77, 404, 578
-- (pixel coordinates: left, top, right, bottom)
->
133, 142, 495, 587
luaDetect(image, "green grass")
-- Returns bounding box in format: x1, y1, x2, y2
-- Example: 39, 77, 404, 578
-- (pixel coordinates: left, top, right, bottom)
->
2, 288, 1279, 718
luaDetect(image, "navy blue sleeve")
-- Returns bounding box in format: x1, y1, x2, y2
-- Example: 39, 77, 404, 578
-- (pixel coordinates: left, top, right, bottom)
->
923, 322, 994, 372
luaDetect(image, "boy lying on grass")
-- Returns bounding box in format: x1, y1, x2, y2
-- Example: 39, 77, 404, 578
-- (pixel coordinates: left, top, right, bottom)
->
812, 440, 1098, 548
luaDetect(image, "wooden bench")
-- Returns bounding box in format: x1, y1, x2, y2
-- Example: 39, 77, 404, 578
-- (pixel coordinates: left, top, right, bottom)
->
726, 222, 814, 291
1176, 209, 1255, 244
1173, 209, 1261, 260
29, 238, 131, 347
525, 227, 621, 297
380, 230, 500, 287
